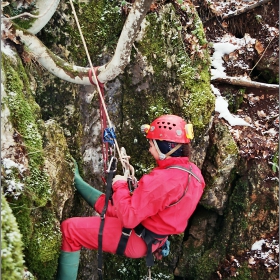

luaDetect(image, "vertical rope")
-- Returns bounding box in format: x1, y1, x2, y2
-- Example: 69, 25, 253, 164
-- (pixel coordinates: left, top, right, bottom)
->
69, 0, 126, 170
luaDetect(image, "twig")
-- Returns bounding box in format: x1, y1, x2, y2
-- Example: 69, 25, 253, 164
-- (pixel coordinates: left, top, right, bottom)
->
249, 36, 276, 76
1, 0, 57, 20
221, 0, 271, 20
203, 0, 271, 23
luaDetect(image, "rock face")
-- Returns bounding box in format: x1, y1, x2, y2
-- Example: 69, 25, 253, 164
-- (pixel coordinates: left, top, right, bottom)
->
1, 0, 278, 280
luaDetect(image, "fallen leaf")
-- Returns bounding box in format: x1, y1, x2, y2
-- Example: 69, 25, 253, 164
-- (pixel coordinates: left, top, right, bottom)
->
257, 110, 266, 118
255, 40, 264, 54
222, 21, 228, 28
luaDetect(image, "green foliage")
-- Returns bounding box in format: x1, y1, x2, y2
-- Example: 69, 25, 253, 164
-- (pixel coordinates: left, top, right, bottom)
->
9, 195, 33, 247
3, 1, 37, 29
223, 88, 245, 114
1, 194, 24, 280
271, 148, 279, 173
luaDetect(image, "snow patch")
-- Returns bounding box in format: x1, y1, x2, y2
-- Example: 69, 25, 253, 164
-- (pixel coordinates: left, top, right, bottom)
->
251, 239, 266, 251
211, 42, 238, 79
212, 85, 251, 126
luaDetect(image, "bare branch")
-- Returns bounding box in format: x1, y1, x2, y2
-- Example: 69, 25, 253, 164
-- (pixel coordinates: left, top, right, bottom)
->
212, 76, 279, 90
221, 0, 271, 20
97, 0, 154, 83
14, 27, 92, 85
12, 0, 154, 86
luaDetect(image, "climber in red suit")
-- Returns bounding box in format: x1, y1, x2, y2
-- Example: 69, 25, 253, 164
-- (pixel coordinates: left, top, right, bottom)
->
56, 115, 205, 279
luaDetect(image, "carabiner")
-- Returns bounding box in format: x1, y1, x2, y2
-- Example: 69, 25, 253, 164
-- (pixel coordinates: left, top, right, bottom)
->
106, 156, 117, 173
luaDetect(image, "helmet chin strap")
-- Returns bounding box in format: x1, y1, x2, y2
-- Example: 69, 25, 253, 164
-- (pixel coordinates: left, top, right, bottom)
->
152, 140, 182, 160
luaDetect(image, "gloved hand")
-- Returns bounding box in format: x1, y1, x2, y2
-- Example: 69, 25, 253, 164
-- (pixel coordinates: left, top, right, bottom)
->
112, 175, 127, 185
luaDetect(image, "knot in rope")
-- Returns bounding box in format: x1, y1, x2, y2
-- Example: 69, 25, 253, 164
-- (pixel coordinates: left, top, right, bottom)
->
88, 67, 105, 91
120, 147, 137, 192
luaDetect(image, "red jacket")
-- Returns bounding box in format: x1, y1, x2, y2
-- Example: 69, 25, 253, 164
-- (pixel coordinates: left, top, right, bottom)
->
111, 157, 205, 235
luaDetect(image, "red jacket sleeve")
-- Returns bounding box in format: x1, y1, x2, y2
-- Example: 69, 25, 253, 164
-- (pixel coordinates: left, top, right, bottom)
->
112, 171, 178, 229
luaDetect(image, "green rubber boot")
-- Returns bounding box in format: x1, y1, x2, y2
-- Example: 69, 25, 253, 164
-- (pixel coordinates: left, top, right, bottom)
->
73, 160, 103, 207
56, 250, 80, 280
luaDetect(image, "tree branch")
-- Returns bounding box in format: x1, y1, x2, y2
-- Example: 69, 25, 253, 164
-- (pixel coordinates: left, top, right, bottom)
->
12, 0, 154, 85
14, 27, 92, 85
97, 0, 154, 83
28, 0, 60, 34
3, 0, 60, 35
212, 76, 279, 90
203, 0, 271, 24
221, 0, 271, 20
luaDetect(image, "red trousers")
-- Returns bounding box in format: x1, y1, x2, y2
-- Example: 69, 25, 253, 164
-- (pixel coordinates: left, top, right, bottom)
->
60, 195, 163, 258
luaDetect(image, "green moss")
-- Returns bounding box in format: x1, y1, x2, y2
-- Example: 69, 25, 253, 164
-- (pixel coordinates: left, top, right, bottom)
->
9, 195, 33, 247
2, 52, 63, 279
182, 89, 215, 129
1, 194, 25, 280
214, 123, 239, 164
137, 4, 214, 130
179, 242, 223, 280
234, 266, 253, 280
26, 209, 61, 280
219, 178, 250, 255
2, 54, 51, 206
195, 248, 222, 280
223, 88, 245, 113
104, 245, 173, 279
39, 0, 124, 65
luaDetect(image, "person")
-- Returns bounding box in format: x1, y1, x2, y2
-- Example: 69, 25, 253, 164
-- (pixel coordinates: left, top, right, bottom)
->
56, 114, 205, 280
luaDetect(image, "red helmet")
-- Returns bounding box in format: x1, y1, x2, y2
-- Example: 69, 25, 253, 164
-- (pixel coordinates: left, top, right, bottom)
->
141, 115, 193, 143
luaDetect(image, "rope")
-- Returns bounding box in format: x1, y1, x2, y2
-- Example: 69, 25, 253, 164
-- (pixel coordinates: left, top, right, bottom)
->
69, 0, 128, 172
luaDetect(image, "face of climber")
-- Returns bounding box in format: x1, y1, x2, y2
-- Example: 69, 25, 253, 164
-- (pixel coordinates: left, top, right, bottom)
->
149, 140, 160, 160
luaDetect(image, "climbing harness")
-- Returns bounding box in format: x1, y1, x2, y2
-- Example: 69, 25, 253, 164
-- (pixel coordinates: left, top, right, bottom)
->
69, 2, 136, 279
115, 165, 201, 279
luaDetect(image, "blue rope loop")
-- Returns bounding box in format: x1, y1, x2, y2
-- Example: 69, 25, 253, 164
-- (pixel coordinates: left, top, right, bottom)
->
103, 127, 116, 145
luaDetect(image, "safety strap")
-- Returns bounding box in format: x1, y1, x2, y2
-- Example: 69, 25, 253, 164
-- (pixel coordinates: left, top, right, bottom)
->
116, 224, 167, 267
166, 165, 201, 182
98, 158, 117, 280
135, 224, 167, 267
165, 165, 201, 207
116, 228, 132, 255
